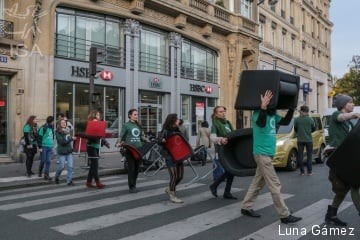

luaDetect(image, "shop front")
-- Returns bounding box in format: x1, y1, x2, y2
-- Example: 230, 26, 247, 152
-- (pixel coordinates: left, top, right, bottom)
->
54, 58, 126, 152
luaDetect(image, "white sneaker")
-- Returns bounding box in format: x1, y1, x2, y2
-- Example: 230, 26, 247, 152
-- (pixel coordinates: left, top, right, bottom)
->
169, 191, 184, 203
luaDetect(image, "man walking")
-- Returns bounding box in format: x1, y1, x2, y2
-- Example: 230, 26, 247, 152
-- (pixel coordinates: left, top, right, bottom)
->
241, 90, 302, 224
294, 105, 315, 176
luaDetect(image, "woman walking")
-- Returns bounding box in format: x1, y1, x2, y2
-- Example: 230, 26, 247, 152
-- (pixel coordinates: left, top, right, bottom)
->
116, 109, 147, 193
160, 113, 184, 203
23, 115, 38, 177
54, 119, 76, 186
86, 110, 109, 189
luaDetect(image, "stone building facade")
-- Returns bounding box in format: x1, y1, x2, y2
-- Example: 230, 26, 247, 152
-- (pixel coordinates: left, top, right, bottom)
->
0, 0, 263, 158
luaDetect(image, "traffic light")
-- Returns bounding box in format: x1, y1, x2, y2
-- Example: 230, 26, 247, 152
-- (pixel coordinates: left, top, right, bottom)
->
89, 46, 104, 76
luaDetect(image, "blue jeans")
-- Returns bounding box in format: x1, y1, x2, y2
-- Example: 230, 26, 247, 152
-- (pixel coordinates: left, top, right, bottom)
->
55, 153, 74, 183
39, 147, 53, 175
297, 142, 313, 174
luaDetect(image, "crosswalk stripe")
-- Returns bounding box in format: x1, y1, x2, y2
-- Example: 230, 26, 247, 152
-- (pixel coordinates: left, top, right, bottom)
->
0, 178, 140, 202
0, 170, 72, 183
20, 183, 205, 221
0, 175, 122, 195
238, 199, 353, 240
51, 184, 225, 236
0, 180, 167, 211
117, 193, 294, 240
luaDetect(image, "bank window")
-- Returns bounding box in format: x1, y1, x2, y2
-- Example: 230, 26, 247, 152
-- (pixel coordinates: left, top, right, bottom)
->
181, 40, 218, 83
76, 16, 105, 60
140, 29, 168, 75
181, 95, 190, 122
55, 8, 124, 67
56, 13, 75, 58
55, 82, 74, 125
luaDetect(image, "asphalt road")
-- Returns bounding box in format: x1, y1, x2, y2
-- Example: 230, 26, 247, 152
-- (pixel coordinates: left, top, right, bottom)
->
0, 162, 359, 240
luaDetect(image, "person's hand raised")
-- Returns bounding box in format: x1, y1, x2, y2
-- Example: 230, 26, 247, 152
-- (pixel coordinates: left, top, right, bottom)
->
260, 90, 273, 110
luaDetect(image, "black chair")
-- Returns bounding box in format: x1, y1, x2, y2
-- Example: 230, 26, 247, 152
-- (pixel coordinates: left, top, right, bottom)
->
218, 128, 257, 177
235, 70, 300, 110
327, 122, 360, 187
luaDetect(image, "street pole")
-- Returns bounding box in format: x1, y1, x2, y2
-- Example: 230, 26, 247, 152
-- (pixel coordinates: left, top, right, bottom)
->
89, 72, 94, 113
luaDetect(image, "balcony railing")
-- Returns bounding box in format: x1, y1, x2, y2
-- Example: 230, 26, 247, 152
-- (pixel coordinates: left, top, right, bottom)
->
0, 20, 14, 40
190, 0, 209, 13
215, 7, 230, 22
54, 33, 125, 68
139, 51, 169, 75
180, 61, 218, 83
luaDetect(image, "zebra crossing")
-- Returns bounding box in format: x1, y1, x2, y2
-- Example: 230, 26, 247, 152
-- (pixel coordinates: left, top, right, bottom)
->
0, 175, 356, 240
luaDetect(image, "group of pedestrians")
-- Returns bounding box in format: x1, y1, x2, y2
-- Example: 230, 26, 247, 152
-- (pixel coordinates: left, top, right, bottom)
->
21, 90, 360, 225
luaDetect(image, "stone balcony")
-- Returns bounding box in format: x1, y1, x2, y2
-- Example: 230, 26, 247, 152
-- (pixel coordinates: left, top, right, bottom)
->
136, 0, 258, 37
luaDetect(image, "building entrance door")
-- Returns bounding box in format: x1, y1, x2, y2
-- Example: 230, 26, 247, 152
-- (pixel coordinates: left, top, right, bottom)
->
139, 91, 164, 136
0, 76, 9, 155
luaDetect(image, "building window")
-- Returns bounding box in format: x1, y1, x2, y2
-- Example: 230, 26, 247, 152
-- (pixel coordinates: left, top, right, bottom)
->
259, 23, 264, 39
181, 40, 218, 83
55, 82, 122, 138
240, 0, 252, 19
271, 30, 276, 47
290, 0, 295, 24
140, 29, 168, 75
291, 34, 296, 56
282, 34, 286, 52
55, 8, 124, 67
0, 0, 4, 19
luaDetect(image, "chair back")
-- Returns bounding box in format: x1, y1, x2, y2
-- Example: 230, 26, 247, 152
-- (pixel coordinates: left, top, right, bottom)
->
164, 133, 193, 162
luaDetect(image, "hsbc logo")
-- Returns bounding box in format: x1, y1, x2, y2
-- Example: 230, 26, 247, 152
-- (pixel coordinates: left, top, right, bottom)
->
190, 84, 213, 94
99, 70, 114, 81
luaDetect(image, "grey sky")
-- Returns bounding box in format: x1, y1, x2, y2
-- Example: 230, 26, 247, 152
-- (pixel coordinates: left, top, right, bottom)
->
330, 0, 360, 78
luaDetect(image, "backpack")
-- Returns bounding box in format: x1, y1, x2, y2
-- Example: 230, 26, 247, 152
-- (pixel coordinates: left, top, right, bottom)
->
37, 124, 49, 146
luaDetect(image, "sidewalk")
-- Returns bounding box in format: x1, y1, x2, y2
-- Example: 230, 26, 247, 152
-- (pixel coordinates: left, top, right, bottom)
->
0, 152, 125, 190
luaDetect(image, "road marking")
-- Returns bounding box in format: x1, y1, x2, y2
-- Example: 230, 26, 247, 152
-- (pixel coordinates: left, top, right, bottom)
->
117, 193, 293, 240
0, 180, 167, 210
0, 175, 122, 195
51, 184, 224, 236
239, 199, 353, 240
0, 171, 67, 183
21, 183, 205, 221
0, 178, 135, 202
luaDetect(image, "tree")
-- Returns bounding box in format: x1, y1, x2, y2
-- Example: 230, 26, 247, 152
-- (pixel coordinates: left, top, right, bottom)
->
334, 69, 360, 105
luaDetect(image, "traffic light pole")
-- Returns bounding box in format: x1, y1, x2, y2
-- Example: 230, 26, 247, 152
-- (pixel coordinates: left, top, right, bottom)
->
89, 73, 95, 113
89, 46, 104, 113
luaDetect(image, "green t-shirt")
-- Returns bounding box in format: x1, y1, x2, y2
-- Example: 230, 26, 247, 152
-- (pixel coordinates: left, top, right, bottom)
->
23, 124, 37, 145
294, 115, 315, 142
252, 110, 282, 156
120, 121, 144, 148
38, 124, 54, 148
328, 110, 352, 148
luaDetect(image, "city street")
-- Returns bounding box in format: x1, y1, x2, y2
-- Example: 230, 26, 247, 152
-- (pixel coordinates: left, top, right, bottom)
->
0, 161, 359, 240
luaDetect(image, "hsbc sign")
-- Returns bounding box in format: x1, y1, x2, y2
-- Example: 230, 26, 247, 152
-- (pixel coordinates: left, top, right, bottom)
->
189, 84, 213, 94
99, 70, 114, 81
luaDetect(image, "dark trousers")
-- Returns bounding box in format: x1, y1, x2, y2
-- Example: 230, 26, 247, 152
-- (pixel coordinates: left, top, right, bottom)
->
25, 147, 37, 174
212, 170, 234, 194
87, 146, 100, 182
126, 152, 140, 189
297, 141, 313, 174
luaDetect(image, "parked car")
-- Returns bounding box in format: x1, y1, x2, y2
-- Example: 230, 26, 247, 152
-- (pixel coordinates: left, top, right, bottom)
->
272, 114, 326, 171
322, 107, 360, 145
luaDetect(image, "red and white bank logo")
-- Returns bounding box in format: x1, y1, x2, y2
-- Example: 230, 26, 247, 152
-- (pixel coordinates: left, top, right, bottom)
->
99, 70, 114, 81
205, 86, 213, 94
